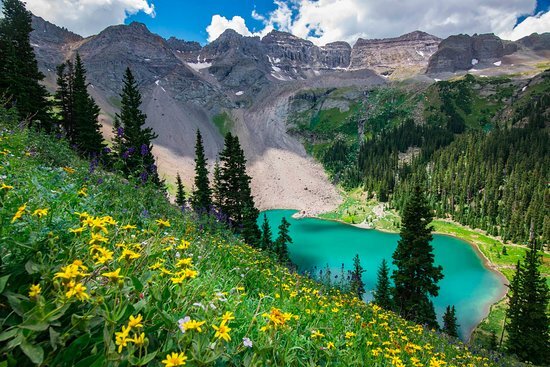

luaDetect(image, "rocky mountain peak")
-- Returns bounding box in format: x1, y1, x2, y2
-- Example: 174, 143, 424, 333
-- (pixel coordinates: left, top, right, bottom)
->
350, 31, 440, 75
31, 15, 82, 45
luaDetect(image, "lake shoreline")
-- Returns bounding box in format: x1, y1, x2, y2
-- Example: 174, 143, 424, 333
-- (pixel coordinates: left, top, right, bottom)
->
290, 209, 509, 341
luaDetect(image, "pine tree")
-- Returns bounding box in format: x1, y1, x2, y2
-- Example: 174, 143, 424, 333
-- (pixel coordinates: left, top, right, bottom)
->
392, 185, 443, 329
191, 129, 212, 212
442, 305, 459, 338
55, 61, 74, 138
212, 160, 223, 210
505, 239, 549, 365
374, 259, 392, 310
175, 172, 186, 208
115, 67, 160, 185
71, 54, 104, 156
0, 0, 51, 129
274, 217, 292, 265
349, 254, 366, 299
260, 214, 273, 251
217, 132, 260, 244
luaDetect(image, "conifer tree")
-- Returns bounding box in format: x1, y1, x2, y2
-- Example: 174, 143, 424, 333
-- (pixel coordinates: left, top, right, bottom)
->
212, 161, 223, 210
274, 217, 292, 264
217, 132, 260, 245
505, 239, 549, 365
0, 0, 51, 129
175, 173, 186, 208
55, 61, 74, 138
191, 129, 211, 212
71, 54, 104, 155
442, 305, 459, 338
350, 254, 366, 299
392, 185, 443, 329
374, 259, 393, 310
260, 214, 273, 251
115, 67, 160, 185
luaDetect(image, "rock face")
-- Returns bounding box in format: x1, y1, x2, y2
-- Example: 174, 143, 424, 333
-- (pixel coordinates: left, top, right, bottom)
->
517, 33, 550, 51
350, 31, 441, 75
426, 33, 519, 73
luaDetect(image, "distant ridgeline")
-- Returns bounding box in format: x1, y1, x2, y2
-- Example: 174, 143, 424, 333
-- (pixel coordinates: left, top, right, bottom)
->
291, 72, 550, 245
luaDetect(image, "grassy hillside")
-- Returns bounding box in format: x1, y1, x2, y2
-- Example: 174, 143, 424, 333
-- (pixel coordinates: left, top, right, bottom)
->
0, 115, 523, 365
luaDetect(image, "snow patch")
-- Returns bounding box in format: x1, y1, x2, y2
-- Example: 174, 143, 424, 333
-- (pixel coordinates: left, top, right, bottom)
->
161, 87, 166, 93
434, 78, 441, 82
90, 84, 94, 88
416, 50, 425, 57
155, 80, 160, 85
493, 60, 501, 66
31, 43, 40, 48
235, 91, 244, 96
522, 86, 527, 92
271, 65, 282, 73
144, 58, 151, 62
271, 72, 288, 81
313, 70, 320, 76
186, 61, 212, 71
471, 58, 478, 65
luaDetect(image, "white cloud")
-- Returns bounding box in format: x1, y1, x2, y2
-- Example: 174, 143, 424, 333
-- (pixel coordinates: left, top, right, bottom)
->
25, 0, 155, 37
206, 15, 254, 42
206, 0, 546, 45
500, 11, 550, 40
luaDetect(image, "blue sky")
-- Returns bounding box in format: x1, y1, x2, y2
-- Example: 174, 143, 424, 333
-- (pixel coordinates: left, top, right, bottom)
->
26, 0, 550, 44
126, 1, 279, 44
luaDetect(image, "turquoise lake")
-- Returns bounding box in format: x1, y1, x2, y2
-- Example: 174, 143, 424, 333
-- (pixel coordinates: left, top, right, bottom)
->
261, 209, 506, 340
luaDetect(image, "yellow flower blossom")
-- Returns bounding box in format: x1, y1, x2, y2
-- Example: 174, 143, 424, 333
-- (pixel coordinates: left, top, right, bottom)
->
69, 226, 85, 235
345, 331, 356, 339
11, 203, 27, 223
121, 224, 137, 230
115, 325, 131, 353
78, 187, 88, 197
119, 248, 141, 261
311, 330, 324, 339
156, 219, 171, 228
180, 319, 206, 333
1, 183, 14, 190
221, 311, 235, 324
31, 208, 48, 218
65, 281, 90, 301
175, 258, 193, 268
212, 321, 231, 342
326, 341, 335, 350
63, 166, 76, 174
28, 284, 41, 298
102, 268, 122, 281
132, 332, 146, 346
89, 233, 109, 245
162, 352, 187, 367
128, 314, 143, 329
177, 239, 190, 250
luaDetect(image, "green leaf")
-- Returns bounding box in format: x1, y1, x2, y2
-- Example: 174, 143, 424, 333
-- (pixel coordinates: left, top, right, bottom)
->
133, 299, 146, 313
49, 327, 60, 350
19, 320, 49, 332
24, 260, 40, 275
0, 274, 10, 294
0, 329, 18, 342
20, 339, 44, 365
139, 351, 157, 365
131, 276, 144, 292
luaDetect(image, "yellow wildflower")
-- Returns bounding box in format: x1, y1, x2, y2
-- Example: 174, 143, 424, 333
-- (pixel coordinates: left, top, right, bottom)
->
78, 187, 88, 197
69, 226, 85, 235
311, 330, 324, 339
115, 325, 131, 353
175, 258, 193, 268
326, 341, 335, 350
221, 311, 235, 324
177, 239, 190, 250
212, 321, 231, 342
63, 166, 76, 174
132, 332, 146, 346
28, 284, 41, 298
345, 331, 356, 339
156, 219, 171, 228
128, 314, 143, 329
1, 183, 14, 190
179, 319, 206, 333
54, 264, 83, 280
11, 203, 27, 223
162, 352, 187, 367
121, 224, 137, 230
65, 281, 90, 301
119, 248, 141, 261
89, 233, 109, 245
102, 268, 122, 281
91, 246, 114, 265
32, 208, 48, 218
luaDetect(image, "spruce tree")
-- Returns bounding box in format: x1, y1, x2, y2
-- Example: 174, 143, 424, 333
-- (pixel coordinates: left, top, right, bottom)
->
115, 67, 160, 185
55, 61, 74, 138
442, 305, 459, 338
505, 240, 549, 365
349, 254, 366, 299
374, 259, 393, 310
217, 132, 260, 244
191, 129, 212, 212
71, 54, 104, 156
274, 217, 292, 264
392, 185, 443, 329
175, 172, 186, 208
260, 214, 273, 251
212, 160, 223, 210
0, 0, 51, 129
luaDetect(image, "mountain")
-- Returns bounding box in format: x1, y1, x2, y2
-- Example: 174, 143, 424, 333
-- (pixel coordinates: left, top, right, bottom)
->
29, 16, 550, 212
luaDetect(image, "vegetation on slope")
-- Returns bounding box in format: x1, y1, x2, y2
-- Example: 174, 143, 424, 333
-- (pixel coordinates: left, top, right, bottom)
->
0, 111, 523, 366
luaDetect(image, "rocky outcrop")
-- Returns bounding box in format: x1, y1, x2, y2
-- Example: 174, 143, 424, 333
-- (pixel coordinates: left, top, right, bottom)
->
516, 33, 550, 51
320, 42, 352, 69
350, 31, 440, 75
166, 37, 202, 62
426, 33, 517, 73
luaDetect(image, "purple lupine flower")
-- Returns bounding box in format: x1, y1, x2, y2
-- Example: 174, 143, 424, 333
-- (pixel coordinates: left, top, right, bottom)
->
141, 209, 149, 218
122, 150, 130, 160
103, 147, 111, 154
140, 171, 148, 184
97, 178, 104, 185
128, 147, 136, 154
140, 144, 148, 156
116, 126, 124, 137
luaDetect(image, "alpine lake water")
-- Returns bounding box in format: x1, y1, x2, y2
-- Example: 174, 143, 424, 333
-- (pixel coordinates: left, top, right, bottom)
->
260, 209, 506, 340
